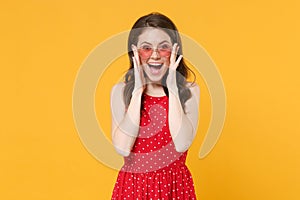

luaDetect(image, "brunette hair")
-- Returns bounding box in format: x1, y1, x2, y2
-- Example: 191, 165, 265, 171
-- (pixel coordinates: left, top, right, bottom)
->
124, 12, 196, 111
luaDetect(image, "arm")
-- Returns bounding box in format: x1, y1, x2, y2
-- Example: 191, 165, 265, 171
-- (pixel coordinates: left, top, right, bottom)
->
166, 43, 200, 152
110, 44, 146, 157
110, 82, 143, 157
168, 82, 200, 152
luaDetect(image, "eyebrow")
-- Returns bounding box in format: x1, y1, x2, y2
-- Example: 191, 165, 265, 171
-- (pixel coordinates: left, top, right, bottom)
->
140, 40, 171, 45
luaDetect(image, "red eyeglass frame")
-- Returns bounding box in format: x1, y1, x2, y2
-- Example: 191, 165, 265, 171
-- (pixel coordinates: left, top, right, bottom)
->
138, 44, 172, 59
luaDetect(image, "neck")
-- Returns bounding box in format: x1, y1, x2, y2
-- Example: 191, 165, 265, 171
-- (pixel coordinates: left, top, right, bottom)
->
144, 81, 165, 96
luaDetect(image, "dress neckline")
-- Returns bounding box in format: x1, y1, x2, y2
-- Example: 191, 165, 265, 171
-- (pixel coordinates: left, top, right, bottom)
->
143, 93, 167, 98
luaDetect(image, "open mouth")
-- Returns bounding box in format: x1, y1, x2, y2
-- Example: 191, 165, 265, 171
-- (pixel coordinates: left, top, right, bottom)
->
148, 63, 163, 69
148, 63, 163, 75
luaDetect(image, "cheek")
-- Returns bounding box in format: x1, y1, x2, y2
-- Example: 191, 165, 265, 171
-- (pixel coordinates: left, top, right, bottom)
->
163, 57, 170, 66
140, 57, 149, 64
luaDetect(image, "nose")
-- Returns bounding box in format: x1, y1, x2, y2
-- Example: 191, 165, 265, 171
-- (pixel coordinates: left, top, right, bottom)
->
151, 48, 160, 59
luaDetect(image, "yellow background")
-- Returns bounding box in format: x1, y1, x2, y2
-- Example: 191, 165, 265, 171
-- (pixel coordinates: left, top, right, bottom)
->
1, 0, 299, 199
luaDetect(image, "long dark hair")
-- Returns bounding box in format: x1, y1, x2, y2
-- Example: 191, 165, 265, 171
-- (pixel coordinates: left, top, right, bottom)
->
124, 12, 196, 112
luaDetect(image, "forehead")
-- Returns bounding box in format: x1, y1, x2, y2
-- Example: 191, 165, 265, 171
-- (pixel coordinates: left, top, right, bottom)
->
137, 27, 171, 45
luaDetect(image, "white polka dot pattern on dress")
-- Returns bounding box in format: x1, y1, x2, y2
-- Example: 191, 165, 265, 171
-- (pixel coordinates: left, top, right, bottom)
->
111, 93, 197, 199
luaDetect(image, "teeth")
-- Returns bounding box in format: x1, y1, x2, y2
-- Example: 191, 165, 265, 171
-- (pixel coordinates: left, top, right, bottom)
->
148, 64, 163, 68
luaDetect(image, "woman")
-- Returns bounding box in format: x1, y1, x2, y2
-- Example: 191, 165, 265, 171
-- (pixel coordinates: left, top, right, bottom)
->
110, 12, 200, 199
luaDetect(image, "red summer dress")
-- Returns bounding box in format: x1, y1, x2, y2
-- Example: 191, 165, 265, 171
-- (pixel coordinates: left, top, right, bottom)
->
111, 93, 197, 200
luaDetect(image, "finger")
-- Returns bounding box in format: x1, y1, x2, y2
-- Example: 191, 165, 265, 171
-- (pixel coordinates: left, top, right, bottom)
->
170, 43, 178, 63
131, 44, 141, 66
176, 45, 180, 55
132, 56, 137, 71
175, 55, 183, 66
132, 45, 138, 58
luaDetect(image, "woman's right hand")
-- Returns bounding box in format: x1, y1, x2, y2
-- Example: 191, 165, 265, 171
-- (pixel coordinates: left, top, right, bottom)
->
131, 44, 146, 94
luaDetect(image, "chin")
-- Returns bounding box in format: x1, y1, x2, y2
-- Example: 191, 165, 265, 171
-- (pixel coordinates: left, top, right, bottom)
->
144, 74, 163, 84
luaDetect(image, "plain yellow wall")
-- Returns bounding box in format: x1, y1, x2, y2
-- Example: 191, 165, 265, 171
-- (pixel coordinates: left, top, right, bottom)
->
1, 0, 300, 199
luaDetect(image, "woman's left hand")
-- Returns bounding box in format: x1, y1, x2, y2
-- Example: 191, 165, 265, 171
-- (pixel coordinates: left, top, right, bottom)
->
166, 43, 183, 91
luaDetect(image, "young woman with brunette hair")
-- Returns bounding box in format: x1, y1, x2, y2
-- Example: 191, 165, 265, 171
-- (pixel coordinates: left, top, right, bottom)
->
110, 12, 200, 199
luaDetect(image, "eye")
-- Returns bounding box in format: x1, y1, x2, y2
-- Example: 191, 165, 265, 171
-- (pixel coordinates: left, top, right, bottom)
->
140, 45, 152, 51
159, 44, 171, 50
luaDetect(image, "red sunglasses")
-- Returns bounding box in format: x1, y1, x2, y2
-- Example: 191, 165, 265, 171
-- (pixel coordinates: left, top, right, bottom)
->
138, 44, 172, 59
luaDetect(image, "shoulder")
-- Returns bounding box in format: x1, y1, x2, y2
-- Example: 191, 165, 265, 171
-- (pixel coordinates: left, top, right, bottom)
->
110, 82, 126, 105
111, 82, 126, 96
186, 82, 200, 96
110, 83, 126, 117
112, 82, 126, 90
185, 82, 200, 105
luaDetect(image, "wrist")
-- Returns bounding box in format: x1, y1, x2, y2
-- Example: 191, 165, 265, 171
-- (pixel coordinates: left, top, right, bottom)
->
132, 88, 143, 97
166, 68, 177, 85
166, 79, 178, 93
168, 85, 179, 96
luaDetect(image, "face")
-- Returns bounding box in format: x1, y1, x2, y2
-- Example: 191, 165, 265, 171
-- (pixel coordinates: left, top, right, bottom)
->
136, 27, 172, 83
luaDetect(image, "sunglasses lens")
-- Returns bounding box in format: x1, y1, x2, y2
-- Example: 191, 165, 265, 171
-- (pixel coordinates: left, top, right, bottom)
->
138, 45, 172, 58
158, 44, 172, 57
138, 46, 153, 58
158, 49, 171, 57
